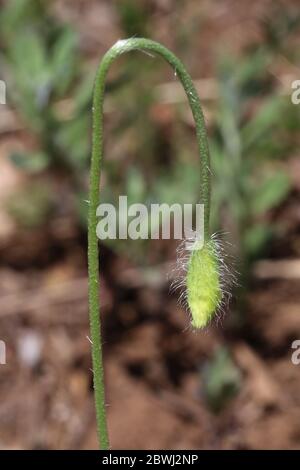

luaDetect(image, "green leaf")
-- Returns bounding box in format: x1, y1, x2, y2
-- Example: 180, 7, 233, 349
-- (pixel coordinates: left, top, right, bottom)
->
251, 171, 290, 215
8, 31, 52, 129
126, 167, 146, 204
0, 0, 46, 42
242, 97, 285, 151
55, 116, 90, 169
51, 27, 78, 96
74, 71, 95, 112
243, 223, 273, 258
10, 151, 50, 173
202, 347, 241, 413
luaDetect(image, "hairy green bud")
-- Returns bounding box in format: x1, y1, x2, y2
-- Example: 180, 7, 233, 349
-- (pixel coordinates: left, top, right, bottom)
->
186, 240, 222, 328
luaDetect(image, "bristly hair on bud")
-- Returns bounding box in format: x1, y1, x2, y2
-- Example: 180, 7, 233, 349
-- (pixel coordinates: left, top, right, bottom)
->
171, 233, 236, 330
186, 239, 221, 328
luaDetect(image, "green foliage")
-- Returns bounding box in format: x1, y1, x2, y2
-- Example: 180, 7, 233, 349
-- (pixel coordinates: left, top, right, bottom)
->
243, 223, 273, 259
1, 0, 297, 265
210, 51, 293, 262
10, 151, 50, 174
0, 0, 91, 175
251, 172, 290, 215
202, 347, 241, 413
0, 0, 47, 40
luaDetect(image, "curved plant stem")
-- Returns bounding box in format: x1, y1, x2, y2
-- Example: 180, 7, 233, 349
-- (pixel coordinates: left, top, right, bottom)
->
88, 38, 211, 450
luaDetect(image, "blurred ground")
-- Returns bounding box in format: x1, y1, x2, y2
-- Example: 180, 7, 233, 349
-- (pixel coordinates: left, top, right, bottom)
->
0, 0, 300, 450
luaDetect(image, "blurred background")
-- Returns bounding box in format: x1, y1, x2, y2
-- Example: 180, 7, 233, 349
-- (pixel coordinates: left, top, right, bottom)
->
0, 0, 300, 450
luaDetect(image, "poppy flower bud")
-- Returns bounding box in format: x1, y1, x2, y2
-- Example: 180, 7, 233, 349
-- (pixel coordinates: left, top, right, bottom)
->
186, 239, 222, 328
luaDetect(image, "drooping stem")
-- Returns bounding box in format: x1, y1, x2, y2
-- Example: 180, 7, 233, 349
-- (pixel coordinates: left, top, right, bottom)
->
88, 38, 211, 449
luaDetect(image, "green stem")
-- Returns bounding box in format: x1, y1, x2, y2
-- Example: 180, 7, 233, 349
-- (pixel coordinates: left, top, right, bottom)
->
88, 37, 211, 450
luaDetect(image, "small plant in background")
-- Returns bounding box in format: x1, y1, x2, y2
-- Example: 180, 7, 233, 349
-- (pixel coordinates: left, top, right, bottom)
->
0, 0, 94, 226
88, 37, 226, 449
210, 53, 292, 267
202, 347, 241, 413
